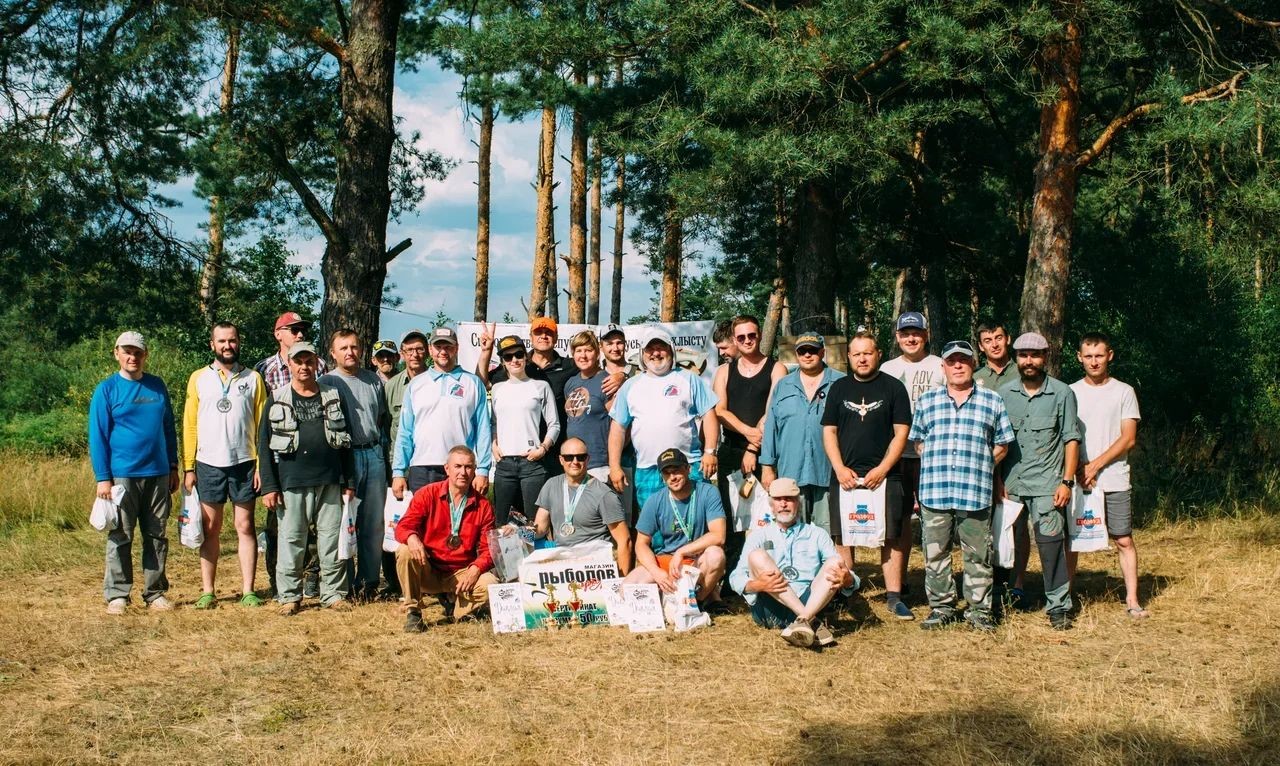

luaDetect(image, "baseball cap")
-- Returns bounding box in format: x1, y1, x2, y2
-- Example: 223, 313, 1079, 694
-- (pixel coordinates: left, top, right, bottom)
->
895, 312, 928, 332
497, 335, 525, 355
114, 331, 147, 351
429, 326, 458, 346
657, 448, 690, 472
641, 326, 675, 352
274, 311, 312, 331
941, 340, 976, 360
1012, 331, 1050, 351
794, 332, 825, 351
601, 324, 625, 340
530, 317, 558, 335
400, 328, 428, 346
372, 339, 397, 356
768, 477, 801, 498
287, 341, 318, 360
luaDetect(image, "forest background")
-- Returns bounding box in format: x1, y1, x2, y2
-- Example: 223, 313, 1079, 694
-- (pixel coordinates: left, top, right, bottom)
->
2, 0, 1280, 523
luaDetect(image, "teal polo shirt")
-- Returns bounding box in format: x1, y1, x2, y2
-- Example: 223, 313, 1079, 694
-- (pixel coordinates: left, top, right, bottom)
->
998, 375, 1081, 496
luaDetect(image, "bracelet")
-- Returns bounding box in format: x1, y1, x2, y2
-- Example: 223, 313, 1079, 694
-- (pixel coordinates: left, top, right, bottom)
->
746, 447, 760, 455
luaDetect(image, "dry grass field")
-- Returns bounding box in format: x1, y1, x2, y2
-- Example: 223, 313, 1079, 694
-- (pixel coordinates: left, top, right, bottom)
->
1, 455, 1278, 765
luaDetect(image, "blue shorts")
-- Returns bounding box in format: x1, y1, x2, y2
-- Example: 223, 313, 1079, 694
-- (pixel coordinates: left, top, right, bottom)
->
749, 589, 810, 629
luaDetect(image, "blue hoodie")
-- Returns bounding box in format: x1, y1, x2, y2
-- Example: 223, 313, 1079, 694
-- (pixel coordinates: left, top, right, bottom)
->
88, 372, 178, 481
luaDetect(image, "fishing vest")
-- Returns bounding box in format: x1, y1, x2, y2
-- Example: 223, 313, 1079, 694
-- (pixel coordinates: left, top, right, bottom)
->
267, 384, 351, 454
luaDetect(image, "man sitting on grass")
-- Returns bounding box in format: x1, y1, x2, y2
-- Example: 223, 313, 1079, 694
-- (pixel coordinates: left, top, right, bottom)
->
729, 478, 858, 648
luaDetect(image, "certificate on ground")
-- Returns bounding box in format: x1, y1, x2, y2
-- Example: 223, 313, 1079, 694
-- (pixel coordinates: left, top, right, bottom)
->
838, 482, 887, 548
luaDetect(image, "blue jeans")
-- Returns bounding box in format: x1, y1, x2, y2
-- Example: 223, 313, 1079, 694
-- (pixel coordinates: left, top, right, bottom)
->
349, 446, 388, 594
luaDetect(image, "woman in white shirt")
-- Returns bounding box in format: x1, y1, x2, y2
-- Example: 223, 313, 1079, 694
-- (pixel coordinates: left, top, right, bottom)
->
490, 335, 559, 525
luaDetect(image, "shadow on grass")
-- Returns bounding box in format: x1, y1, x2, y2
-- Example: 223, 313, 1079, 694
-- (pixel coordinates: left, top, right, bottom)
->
1070, 570, 1175, 607
775, 678, 1280, 765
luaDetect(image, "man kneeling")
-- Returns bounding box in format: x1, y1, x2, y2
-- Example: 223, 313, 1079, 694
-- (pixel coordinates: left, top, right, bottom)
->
394, 446, 497, 632
729, 478, 857, 648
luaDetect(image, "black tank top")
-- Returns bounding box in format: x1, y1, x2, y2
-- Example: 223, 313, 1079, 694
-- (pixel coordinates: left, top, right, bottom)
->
725, 357, 776, 447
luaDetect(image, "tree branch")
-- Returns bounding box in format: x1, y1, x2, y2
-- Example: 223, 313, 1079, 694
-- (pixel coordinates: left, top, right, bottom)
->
164, 0, 346, 62
733, 0, 768, 19
261, 135, 342, 247
331, 0, 348, 43
1201, 0, 1280, 30
853, 39, 911, 82
1076, 70, 1250, 167
385, 237, 411, 263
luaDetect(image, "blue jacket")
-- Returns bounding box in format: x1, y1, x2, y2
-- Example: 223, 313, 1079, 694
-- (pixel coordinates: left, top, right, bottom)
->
759, 365, 845, 488
88, 372, 178, 481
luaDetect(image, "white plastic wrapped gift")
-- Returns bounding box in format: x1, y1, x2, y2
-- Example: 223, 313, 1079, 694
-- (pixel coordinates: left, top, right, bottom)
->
1069, 488, 1108, 553
727, 470, 772, 533
337, 495, 358, 561
382, 490, 409, 553
89, 484, 126, 532
838, 482, 887, 548
487, 527, 530, 583
178, 488, 203, 549
662, 565, 711, 631
993, 498, 1023, 568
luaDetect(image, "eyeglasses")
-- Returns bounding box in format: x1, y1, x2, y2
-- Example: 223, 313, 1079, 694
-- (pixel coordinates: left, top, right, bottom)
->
561, 453, 588, 463
735, 332, 758, 342
500, 350, 527, 362
401, 346, 426, 355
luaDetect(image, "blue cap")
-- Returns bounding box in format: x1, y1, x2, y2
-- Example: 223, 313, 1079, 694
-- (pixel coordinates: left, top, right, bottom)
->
896, 312, 928, 332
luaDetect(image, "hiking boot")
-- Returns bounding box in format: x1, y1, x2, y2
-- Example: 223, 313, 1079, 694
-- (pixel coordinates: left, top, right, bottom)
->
403, 609, 426, 633
814, 623, 836, 647
106, 598, 127, 616
967, 612, 998, 633
781, 618, 815, 648
890, 600, 915, 621
239, 593, 264, 608
921, 609, 957, 630
193, 592, 217, 610
1049, 611, 1073, 631
148, 596, 174, 611
278, 601, 300, 617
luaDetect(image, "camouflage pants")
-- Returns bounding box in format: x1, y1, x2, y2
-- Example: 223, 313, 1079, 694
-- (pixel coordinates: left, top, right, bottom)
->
1009, 494, 1072, 615
921, 506, 993, 617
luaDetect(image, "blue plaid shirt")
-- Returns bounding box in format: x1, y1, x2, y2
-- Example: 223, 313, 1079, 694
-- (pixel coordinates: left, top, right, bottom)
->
908, 385, 1014, 512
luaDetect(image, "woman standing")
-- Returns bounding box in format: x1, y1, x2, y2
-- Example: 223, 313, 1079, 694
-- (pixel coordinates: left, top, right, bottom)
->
490, 335, 559, 525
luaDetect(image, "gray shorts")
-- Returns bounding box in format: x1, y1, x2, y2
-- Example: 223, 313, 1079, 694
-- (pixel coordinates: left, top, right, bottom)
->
801, 485, 833, 537
1104, 490, 1133, 537
195, 460, 256, 505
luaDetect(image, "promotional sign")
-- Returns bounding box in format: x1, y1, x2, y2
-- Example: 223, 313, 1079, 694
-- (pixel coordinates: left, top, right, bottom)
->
837, 482, 887, 548
457, 321, 718, 381
1069, 488, 1108, 553
517, 541, 621, 629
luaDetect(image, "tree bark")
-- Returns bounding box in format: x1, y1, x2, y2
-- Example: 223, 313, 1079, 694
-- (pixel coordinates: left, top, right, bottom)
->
530, 101, 556, 319
760, 186, 787, 355
587, 73, 603, 324
1020, 6, 1082, 375
789, 179, 838, 334
921, 263, 947, 354
567, 69, 588, 323
610, 58, 625, 324
473, 96, 494, 321
659, 199, 682, 322
199, 24, 240, 323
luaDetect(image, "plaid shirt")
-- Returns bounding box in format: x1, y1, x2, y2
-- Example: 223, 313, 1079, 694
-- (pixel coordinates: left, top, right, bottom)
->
908, 385, 1014, 512
254, 353, 329, 393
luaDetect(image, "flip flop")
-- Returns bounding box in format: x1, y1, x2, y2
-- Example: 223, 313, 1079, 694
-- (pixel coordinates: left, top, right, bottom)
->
1126, 606, 1150, 619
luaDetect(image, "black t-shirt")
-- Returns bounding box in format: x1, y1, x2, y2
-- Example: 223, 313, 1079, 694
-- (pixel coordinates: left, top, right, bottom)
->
258, 389, 354, 493
820, 372, 912, 475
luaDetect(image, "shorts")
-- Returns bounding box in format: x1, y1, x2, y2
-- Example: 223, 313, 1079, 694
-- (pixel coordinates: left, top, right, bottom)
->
654, 554, 696, 572
1104, 490, 1133, 537
195, 460, 256, 505
827, 476, 907, 543
750, 588, 810, 629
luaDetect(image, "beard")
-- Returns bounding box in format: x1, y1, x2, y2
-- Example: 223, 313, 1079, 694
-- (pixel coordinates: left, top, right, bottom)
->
647, 357, 674, 375
217, 348, 240, 365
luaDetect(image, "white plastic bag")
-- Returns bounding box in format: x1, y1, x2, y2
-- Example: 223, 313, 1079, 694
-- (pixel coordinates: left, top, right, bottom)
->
487, 527, 530, 583
337, 495, 358, 561
993, 498, 1023, 568
1069, 488, 1108, 553
382, 490, 409, 553
178, 488, 204, 549
89, 484, 126, 531
727, 470, 772, 532
838, 482, 887, 548
662, 565, 711, 631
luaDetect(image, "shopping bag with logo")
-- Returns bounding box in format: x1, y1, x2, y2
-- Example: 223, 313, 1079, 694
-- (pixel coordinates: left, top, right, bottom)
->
1069, 488, 1108, 553
838, 482, 887, 548
337, 495, 358, 561
727, 470, 772, 532
382, 490, 409, 553
993, 498, 1023, 568
178, 487, 204, 549
662, 564, 711, 631
89, 484, 126, 532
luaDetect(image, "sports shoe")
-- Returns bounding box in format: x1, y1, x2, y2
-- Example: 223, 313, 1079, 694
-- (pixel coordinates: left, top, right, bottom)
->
239, 593, 264, 608
921, 609, 957, 630
148, 595, 174, 611
278, 601, 300, 617
814, 623, 836, 647
193, 592, 217, 610
967, 613, 998, 633
890, 600, 915, 621
1049, 611, 1073, 631
781, 618, 815, 648
105, 598, 127, 616
303, 572, 320, 599
403, 609, 426, 633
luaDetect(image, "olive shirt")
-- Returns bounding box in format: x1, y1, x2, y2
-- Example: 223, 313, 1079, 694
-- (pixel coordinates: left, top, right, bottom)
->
997, 375, 1081, 497
974, 362, 1016, 392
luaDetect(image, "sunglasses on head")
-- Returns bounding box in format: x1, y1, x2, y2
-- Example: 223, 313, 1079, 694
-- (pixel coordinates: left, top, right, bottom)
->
560, 453, 587, 463
500, 350, 526, 361
736, 332, 758, 342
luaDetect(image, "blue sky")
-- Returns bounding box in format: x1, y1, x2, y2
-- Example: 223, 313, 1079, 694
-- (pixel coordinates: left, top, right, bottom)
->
162, 62, 662, 342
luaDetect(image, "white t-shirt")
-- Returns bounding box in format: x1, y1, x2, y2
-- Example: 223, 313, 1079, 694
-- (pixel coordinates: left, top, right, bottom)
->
610, 370, 718, 467
1070, 377, 1141, 492
491, 377, 558, 457
880, 354, 944, 458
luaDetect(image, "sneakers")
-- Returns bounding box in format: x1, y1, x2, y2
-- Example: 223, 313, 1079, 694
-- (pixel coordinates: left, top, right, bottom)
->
239, 592, 264, 608
890, 600, 915, 621
303, 572, 320, 599
105, 598, 127, 616
967, 613, 998, 633
1049, 611, 1073, 631
781, 618, 816, 648
814, 623, 836, 648
921, 609, 958, 630
148, 595, 174, 611
404, 609, 426, 633
193, 592, 217, 610
278, 601, 300, 617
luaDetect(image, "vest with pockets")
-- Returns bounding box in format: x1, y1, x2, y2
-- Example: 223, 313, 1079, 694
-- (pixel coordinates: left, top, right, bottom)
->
267, 383, 352, 455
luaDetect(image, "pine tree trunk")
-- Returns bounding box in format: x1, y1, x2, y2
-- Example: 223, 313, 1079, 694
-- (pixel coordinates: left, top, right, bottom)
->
530, 102, 556, 319
588, 73, 603, 324
567, 70, 588, 323
922, 263, 947, 355
760, 187, 787, 356
548, 250, 560, 321
199, 24, 240, 323
610, 58, 625, 324
659, 200, 682, 322
789, 180, 838, 334
473, 97, 494, 321
1020, 6, 1081, 375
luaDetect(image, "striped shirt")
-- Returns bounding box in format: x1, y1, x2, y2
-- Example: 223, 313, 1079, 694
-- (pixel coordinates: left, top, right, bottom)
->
908, 385, 1014, 512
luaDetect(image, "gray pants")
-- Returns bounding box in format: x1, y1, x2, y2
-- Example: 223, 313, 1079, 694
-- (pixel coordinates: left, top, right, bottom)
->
276, 484, 347, 605
921, 506, 994, 618
104, 476, 171, 603
350, 446, 388, 594
1009, 494, 1073, 615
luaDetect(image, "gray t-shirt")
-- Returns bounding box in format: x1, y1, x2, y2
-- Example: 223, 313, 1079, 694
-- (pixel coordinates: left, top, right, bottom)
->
535, 474, 626, 546
319, 368, 388, 447
564, 371, 611, 469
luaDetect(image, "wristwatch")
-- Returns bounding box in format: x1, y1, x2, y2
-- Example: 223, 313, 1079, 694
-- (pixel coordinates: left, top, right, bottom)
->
1061, 478, 1075, 488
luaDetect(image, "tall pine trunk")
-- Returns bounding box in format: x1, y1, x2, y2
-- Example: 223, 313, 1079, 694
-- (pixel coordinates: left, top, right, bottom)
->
659, 198, 682, 322
610, 58, 625, 324
789, 179, 838, 334
760, 186, 787, 356
567, 68, 588, 323
473, 97, 494, 321
531, 102, 556, 319
588, 72, 603, 325
199, 24, 239, 323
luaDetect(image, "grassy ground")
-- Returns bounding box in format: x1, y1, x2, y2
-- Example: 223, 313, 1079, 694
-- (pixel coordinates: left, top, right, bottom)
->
1, 456, 1278, 765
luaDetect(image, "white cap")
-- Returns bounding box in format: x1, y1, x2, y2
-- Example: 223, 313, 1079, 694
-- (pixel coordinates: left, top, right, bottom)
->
114, 331, 147, 351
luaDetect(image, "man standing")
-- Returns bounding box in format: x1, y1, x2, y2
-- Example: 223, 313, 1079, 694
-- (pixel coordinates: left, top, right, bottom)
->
600, 325, 637, 380
975, 322, 1016, 391
90, 332, 179, 615
761, 331, 844, 549
1070, 333, 1148, 618
183, 322, 268, 609
712, 320, 738, 365
564, 331, 614, 483
624, 449, 727, 607
394, 446, 498, 632
392, 326, 492, 496
258, 342, 356, 615
319, 329, 391, 602
371, 339, 399, 382
909, 340, 1014, 632
385, 329, 427, 448
820, 331, 913, 619
729, 478, 857, 648
609, 327, 720, 512
532, 437, 632, 573
998, 332, 1082, 630
880, 311, 944, 542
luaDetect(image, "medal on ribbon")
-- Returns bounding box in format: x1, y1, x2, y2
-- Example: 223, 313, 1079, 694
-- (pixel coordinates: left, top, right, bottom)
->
447, 492, 467, 550
781, 566, 799, 580
216, 397, 232, 413
561, 478, 587, 541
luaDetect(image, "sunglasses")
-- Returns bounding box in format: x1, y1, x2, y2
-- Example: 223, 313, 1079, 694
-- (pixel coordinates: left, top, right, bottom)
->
796, 347, 821, 356
284, 325, 307, 335
736, 332, 759, 342
500, 350, 527, 361
561, 453, 588, 463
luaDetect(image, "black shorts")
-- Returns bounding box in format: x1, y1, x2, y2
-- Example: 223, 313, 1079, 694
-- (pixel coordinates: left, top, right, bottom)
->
195, 460, 256, 505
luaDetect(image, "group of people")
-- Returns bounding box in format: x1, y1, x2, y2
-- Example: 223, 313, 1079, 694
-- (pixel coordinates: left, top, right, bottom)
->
89, 308, 1147, 647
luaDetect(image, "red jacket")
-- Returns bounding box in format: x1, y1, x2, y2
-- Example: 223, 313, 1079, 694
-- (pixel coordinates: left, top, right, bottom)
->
394, 480, 495, 574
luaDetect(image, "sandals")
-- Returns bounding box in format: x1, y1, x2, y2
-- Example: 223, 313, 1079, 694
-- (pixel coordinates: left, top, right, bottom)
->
1126, 606, 1150, 620
193, 592, 217, 610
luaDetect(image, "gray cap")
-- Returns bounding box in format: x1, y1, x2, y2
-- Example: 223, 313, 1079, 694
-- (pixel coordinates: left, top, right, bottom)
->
114, 331, 147, 351
400, 328, 428, 346
941, 340, 976, 360
1012, 332, 1050, 351
287, 341, 318, 360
